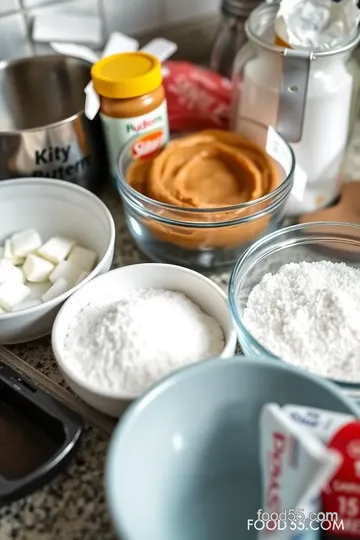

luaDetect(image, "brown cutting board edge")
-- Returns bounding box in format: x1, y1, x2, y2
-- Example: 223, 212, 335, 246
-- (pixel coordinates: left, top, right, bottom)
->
299, 183, 360, 257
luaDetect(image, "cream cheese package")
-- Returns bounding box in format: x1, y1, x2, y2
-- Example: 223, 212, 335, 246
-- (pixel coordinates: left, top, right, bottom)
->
283, 405, 354, 443
283, 405, 360, 539
260, 404, 342, 540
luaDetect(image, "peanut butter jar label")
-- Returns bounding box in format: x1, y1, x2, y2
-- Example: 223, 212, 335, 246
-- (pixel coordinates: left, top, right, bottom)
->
100, 100, 169, 180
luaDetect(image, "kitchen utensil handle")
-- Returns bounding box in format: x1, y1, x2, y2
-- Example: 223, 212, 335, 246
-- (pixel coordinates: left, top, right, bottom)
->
277, 49, 313, 143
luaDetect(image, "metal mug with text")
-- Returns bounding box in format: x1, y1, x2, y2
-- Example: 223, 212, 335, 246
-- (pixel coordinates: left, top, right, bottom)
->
0, 55, 108, 192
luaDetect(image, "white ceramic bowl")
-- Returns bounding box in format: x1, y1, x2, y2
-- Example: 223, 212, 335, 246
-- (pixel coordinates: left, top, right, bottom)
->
52, 263, 238, 417
0, 178, 115, 344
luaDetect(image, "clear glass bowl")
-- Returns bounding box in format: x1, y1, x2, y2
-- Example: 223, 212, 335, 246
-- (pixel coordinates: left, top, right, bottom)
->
115, 119, 295, 273
229, 222, 360, 395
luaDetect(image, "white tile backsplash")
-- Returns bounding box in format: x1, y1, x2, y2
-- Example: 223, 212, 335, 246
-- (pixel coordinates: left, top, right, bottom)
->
0, 0, 218, 61
21, 0, 59, 8
27, 0, 103, 46
163, 0, 220, 24
0, 0, 20, 15
102, 0, 161, 35
26, 0, 100, 19
0, 13, 32, 59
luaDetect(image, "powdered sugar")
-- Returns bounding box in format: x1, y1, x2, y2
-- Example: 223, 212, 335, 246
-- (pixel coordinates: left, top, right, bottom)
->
243, 261, 360, 382
275, 0, 360, 50
64, 288, 225, 395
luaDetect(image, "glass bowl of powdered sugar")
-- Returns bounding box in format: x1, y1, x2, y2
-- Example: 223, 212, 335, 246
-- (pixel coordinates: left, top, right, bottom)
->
229, 222, 360, 396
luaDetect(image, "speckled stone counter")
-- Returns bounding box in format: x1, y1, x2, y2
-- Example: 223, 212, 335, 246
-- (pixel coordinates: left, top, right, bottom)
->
1, 122, 360, 540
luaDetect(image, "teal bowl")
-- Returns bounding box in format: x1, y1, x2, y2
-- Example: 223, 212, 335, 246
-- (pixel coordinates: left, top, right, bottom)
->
106, 356, 360, 540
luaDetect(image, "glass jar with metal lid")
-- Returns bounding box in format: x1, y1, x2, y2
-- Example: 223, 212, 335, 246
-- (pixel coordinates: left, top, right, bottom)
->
210, 0, 262, 79
230, 2, 360, 217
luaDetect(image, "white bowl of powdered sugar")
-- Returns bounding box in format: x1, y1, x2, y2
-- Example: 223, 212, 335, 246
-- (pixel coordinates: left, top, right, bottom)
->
52, 263, 237, 417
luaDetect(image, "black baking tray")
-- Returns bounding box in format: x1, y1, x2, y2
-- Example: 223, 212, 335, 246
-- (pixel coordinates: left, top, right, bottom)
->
0, 361, 83, 503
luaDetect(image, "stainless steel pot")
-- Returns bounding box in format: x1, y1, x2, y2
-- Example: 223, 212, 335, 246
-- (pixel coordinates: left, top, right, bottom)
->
0, 55, 108, 192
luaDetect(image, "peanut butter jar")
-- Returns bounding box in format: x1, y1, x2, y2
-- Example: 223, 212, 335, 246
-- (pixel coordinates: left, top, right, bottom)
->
116, 120, 295, 273
91, 52, 169, 182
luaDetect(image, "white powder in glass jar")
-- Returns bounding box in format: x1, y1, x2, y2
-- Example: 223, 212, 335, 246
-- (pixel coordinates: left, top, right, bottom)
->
243, 261, 360, 381
64, 288, 225, 394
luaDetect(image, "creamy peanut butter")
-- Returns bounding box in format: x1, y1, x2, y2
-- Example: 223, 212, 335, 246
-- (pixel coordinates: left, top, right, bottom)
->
91, 52, 169, 181
126, 129, 281, 249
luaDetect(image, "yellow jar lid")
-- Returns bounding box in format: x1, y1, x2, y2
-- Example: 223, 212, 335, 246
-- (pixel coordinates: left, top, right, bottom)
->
91, 52, 162, 99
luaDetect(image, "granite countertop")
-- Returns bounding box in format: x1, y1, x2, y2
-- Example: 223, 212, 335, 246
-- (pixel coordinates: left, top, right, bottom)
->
1, 120, 360, 540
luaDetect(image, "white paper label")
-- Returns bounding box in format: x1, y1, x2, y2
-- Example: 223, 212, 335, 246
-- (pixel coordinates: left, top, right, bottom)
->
103, 32, 139, 57
100, 100, 169, 179
266, 125, 293, 174
141, 38, 178, 63
292, 164, 308, 202
266, 125, 308, 202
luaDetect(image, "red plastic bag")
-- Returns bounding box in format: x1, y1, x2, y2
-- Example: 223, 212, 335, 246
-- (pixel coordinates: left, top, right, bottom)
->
162, 61, 232, 132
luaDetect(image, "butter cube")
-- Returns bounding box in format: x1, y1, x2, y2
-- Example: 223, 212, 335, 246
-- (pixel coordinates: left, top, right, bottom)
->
11, 229, 42, 257
38, 236, 75, 264
27, 281, 51, 301
75, 270, 90, 286
3, 240, 12, 260
0, 281, 30, 310
4, 240, 24, 266
0, 260, 24, 284
23, 254, 55, 283
49, 260, 83, 285
67, 246, 97, 272
11, 299, 42, 311
42, 278, 70, 303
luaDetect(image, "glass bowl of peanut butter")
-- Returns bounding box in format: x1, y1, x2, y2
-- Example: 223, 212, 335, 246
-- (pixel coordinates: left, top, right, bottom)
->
116, 118, 295, 273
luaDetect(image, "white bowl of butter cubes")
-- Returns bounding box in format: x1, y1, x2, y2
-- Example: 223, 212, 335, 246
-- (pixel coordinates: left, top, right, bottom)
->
0, 178, 115, 344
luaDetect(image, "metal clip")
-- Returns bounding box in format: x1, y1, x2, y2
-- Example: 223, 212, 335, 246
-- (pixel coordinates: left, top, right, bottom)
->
276, 49, 313, 143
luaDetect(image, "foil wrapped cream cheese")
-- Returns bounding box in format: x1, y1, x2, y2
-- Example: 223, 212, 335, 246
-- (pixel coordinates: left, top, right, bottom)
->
275, 0, 360, 50
260, 403, 342, 540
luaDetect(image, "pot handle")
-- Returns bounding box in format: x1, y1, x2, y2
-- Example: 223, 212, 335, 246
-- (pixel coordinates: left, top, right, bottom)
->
276, 49, 313, 143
